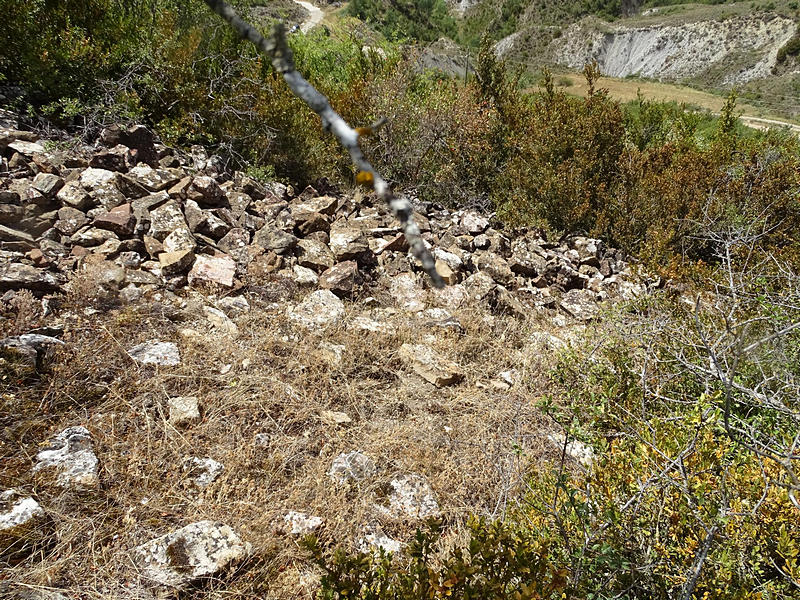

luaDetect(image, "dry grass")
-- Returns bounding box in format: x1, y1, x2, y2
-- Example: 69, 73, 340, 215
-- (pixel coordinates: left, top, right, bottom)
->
1, 274, 585, 598
533, 69, 800, 126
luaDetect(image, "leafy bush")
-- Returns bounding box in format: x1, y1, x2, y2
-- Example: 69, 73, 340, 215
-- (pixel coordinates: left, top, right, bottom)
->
304, 517, 567, 599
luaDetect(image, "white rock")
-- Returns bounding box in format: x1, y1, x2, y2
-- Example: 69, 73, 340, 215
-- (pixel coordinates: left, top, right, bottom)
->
319, 410, 351, 426
317, 342, 345, 366
189, 254, 236, 288
287, 290, 345, 330
390, 273, 426, 312
292, 265, 319, 287
132, 520, 248, 588
0, 489, 45, 533
128, 340, 181, 366
352, 315, 397, 334
183, 457, 224, 487
382, 474, 440, 519
283, 511, 323, 535
33, 426, 99, 490
432, 248, 463, 271
329, 451, 376, 483
168, 396, 200, 427
360, 523, 403, 555
460, 211, 489, 235
7, 140, 46, 156
80, 167, 117, 189
547, 434, 595, 467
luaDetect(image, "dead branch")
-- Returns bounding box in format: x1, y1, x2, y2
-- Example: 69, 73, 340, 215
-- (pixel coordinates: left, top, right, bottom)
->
201, 0, 444, 287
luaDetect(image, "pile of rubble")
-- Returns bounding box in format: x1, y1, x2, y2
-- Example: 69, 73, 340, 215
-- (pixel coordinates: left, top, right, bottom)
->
1, 122, 654, 595
0, 123, 645, 322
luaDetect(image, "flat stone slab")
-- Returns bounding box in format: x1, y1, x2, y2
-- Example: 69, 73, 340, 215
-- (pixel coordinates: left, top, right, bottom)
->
168, 396, 200, 427
188, 254, 236, 288
381, 474, 440, 520
329, 451, 376, 483
283, 511, 323, 536
287, 290, 345, 331
398, 344, 464, 387
132, 521, 248, 588
128, 340, 181, 366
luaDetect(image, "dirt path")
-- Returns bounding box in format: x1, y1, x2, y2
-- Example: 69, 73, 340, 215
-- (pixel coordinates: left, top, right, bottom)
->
536, 71, 800, 133
738, 115, 800, 134
293, 0, 324, 33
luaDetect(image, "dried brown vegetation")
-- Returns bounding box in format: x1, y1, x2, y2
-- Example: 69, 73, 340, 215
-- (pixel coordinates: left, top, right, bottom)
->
2, 272, 577, 597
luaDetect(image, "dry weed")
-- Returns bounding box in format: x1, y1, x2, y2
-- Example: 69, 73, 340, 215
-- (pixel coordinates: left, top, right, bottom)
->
3, 285, 582, 598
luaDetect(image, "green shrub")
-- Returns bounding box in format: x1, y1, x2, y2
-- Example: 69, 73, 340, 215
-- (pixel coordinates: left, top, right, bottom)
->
303, 517, 567, 599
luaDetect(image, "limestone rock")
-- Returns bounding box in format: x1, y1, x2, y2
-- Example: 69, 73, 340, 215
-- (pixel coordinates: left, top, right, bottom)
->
93, 203, 135, 236
301, 195, 338, 215
462, 271, 496, 302
216, 296, 250, 317
510, 237, 547, 277
168, 396, 201, 427
547, 434, 595, 467
287, 290, 345, 330
55, 207, 89, 236
0, 489, 48, 562
128, 340, 181, 366
435, 260, 457, 285
328, 224, 369, 261
203, 306, 239, 337
132, 521, 247, 588
320, 410, 352, 426
460, 211, 489, 235
283, 511, 323, 536
218, 228, 251, 264
183, 457, 224, 487
0, 263, 64, 293
381, 474, 440, 519
148, 200, 188, 242
390, 273, 426, 312
126, 164, 180, 192
188, 254, 236, 288
329, 451, 376, 483
319, 261, 360, 297
398, 343, 464, 387
187, 176, 225, 207
559, 289, 600, 321
7, 140, 45, 156
352, 315, 397, 335
292, 265, 319, 287
31, 173, 64, 198
159, 249, 195, 277
70, 226, 119, 247
0, 334, 64, 372
474, 252, 514, 286
296, 238, 334, 272
0, 225, 36, 249
253, 224, 297, 254
360, 523, 403, 554
32, 426, 99, 490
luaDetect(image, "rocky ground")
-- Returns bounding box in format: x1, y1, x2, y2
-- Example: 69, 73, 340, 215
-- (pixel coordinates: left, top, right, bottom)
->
0, 118, 654, 599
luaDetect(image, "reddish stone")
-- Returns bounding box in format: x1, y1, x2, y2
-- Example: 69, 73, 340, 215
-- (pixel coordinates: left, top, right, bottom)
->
94, 203, 135, 236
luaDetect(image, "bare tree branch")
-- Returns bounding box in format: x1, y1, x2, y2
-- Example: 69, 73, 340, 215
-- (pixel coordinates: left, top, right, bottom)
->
201, 0, 444, 287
